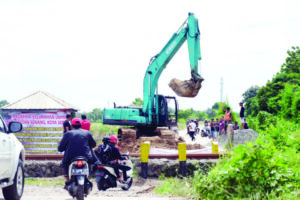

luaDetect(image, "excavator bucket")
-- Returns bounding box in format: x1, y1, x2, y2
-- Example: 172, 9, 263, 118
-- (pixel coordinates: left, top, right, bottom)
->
169, 77, 204, 98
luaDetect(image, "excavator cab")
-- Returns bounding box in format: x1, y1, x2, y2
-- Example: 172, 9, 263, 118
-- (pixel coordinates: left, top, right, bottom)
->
155, 95, 178, 127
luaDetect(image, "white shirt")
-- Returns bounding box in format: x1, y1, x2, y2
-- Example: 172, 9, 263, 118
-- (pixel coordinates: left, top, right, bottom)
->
188, 122, 196, 132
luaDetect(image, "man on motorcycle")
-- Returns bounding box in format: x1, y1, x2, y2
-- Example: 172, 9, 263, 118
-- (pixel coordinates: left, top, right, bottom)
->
58, 117, 97, 188
96, 135, 129, 183
109, 135, 130, 182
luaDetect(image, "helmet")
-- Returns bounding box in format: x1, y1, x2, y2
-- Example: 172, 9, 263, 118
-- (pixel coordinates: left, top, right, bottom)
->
110, 135, 118, 144
102, 136, 110, 144
71, 118, 81, 126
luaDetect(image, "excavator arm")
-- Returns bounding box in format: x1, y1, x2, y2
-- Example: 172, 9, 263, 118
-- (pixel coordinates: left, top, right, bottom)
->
142, 13, 204, 123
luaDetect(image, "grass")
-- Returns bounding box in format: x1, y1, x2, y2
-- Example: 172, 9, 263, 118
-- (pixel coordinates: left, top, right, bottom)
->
154, 177, 193, 198
90, 122, 120, 142
177, 121, 186, 131
25, 176, 65, 186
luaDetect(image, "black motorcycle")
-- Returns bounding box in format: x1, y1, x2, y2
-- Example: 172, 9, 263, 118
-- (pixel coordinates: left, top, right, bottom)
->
66, 157, 93, 200
95, 155, 133, 191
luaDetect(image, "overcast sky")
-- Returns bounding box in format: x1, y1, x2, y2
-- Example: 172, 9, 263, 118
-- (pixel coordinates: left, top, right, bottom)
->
1, 0, 300, 113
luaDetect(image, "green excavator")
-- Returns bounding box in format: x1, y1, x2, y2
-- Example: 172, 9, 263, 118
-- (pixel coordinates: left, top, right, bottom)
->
103, 13, 204, 139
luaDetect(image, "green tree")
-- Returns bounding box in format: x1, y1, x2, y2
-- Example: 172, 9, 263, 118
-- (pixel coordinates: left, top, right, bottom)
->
205, 108, 216, 119
279, 84, 300, 120
130, 98, 143, 106
0, 100, 9, 115
178, 108, 193, 120
280, 46, 300, 74
83, 108, 103, 122
212, 102, 219, 110
0, 100, 9, 108
242, 85, 260, 103
245, 96, 259, 117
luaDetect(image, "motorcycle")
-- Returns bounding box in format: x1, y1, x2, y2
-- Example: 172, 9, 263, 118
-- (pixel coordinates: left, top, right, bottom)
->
66, 156, 93, 200
201, 126, 211, 138
95, 155, 133, 191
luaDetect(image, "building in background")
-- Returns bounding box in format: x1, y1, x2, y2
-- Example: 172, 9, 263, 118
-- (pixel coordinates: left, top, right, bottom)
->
0, 91, 78, 155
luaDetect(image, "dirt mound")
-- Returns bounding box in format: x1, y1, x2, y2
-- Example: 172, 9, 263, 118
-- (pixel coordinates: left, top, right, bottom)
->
119, 128, 204, 154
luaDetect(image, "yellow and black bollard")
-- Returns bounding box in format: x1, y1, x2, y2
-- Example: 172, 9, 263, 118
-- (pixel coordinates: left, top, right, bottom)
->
140, 141, 150, 179
212, 141, 219, 154
178, 143, 187, 177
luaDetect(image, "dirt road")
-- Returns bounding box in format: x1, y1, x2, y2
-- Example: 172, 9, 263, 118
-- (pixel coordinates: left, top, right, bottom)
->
0, 178, 188, 200
179, 126, 211, 147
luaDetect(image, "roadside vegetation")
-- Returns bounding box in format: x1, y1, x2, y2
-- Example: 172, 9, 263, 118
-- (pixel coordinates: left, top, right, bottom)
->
90, 123, 119, 142
25, 177, 65, 186
156, 47, 300, 199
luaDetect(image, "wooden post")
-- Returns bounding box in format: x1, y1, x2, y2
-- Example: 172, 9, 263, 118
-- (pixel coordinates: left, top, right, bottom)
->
227, 124, 234, 149
140, 141, 150, 179
178, 143, 187, 177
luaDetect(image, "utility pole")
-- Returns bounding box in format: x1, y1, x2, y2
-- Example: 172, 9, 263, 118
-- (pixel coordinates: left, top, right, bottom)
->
220, 77, 224, 102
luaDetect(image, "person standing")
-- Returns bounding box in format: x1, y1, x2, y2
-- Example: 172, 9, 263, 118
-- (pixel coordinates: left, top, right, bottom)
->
81, 114, 91, 131
188, 120, 196, 141
214, 118, 220, 137
239, 102, 245, 129
224, 107, 232, 133
63, 114, 72, 133
210, 119, 215, 139
219, 116, 225, 135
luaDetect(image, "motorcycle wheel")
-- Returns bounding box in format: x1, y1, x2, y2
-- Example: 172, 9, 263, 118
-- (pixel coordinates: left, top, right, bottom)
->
97, 177, 107, 191
201, 130, 207, 137
121, 177, 133, 191
76, 184, 84, 200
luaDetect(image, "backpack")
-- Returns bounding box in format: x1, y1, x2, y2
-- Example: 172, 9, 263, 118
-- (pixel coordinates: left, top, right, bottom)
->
96, 144, 113, 164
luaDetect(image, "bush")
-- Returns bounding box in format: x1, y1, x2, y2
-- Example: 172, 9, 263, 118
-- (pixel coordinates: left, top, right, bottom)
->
192, 120, 300, 199
257, 111, 277, 130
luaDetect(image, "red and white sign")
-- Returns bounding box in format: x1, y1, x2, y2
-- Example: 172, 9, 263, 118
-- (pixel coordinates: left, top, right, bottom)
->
4, 111, 67, 155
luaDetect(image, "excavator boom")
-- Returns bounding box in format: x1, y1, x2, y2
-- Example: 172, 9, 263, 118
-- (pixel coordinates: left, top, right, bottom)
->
142, 12, 204, 124
103, 13, 204, 129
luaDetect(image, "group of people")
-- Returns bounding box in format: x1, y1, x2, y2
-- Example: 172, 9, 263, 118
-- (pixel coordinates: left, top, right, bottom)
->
186, 103, 249, 141
58, 114, 128, 189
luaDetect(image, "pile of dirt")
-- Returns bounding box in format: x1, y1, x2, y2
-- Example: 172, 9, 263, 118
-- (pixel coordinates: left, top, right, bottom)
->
118, 128, 204, 154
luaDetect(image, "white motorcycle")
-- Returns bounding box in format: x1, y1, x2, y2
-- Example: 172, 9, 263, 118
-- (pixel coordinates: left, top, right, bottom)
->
66, 157, 93, 200
95, 155, 133, 191
201, 126, 211, 138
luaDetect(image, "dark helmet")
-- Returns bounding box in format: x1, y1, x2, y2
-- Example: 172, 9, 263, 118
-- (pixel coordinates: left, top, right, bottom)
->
102, 136, 111, 145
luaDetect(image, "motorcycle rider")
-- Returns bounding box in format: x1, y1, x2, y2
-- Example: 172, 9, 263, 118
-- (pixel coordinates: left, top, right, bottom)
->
58, 117, 97, 188
109, 135, 130, 182
96, 135, 129, 183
